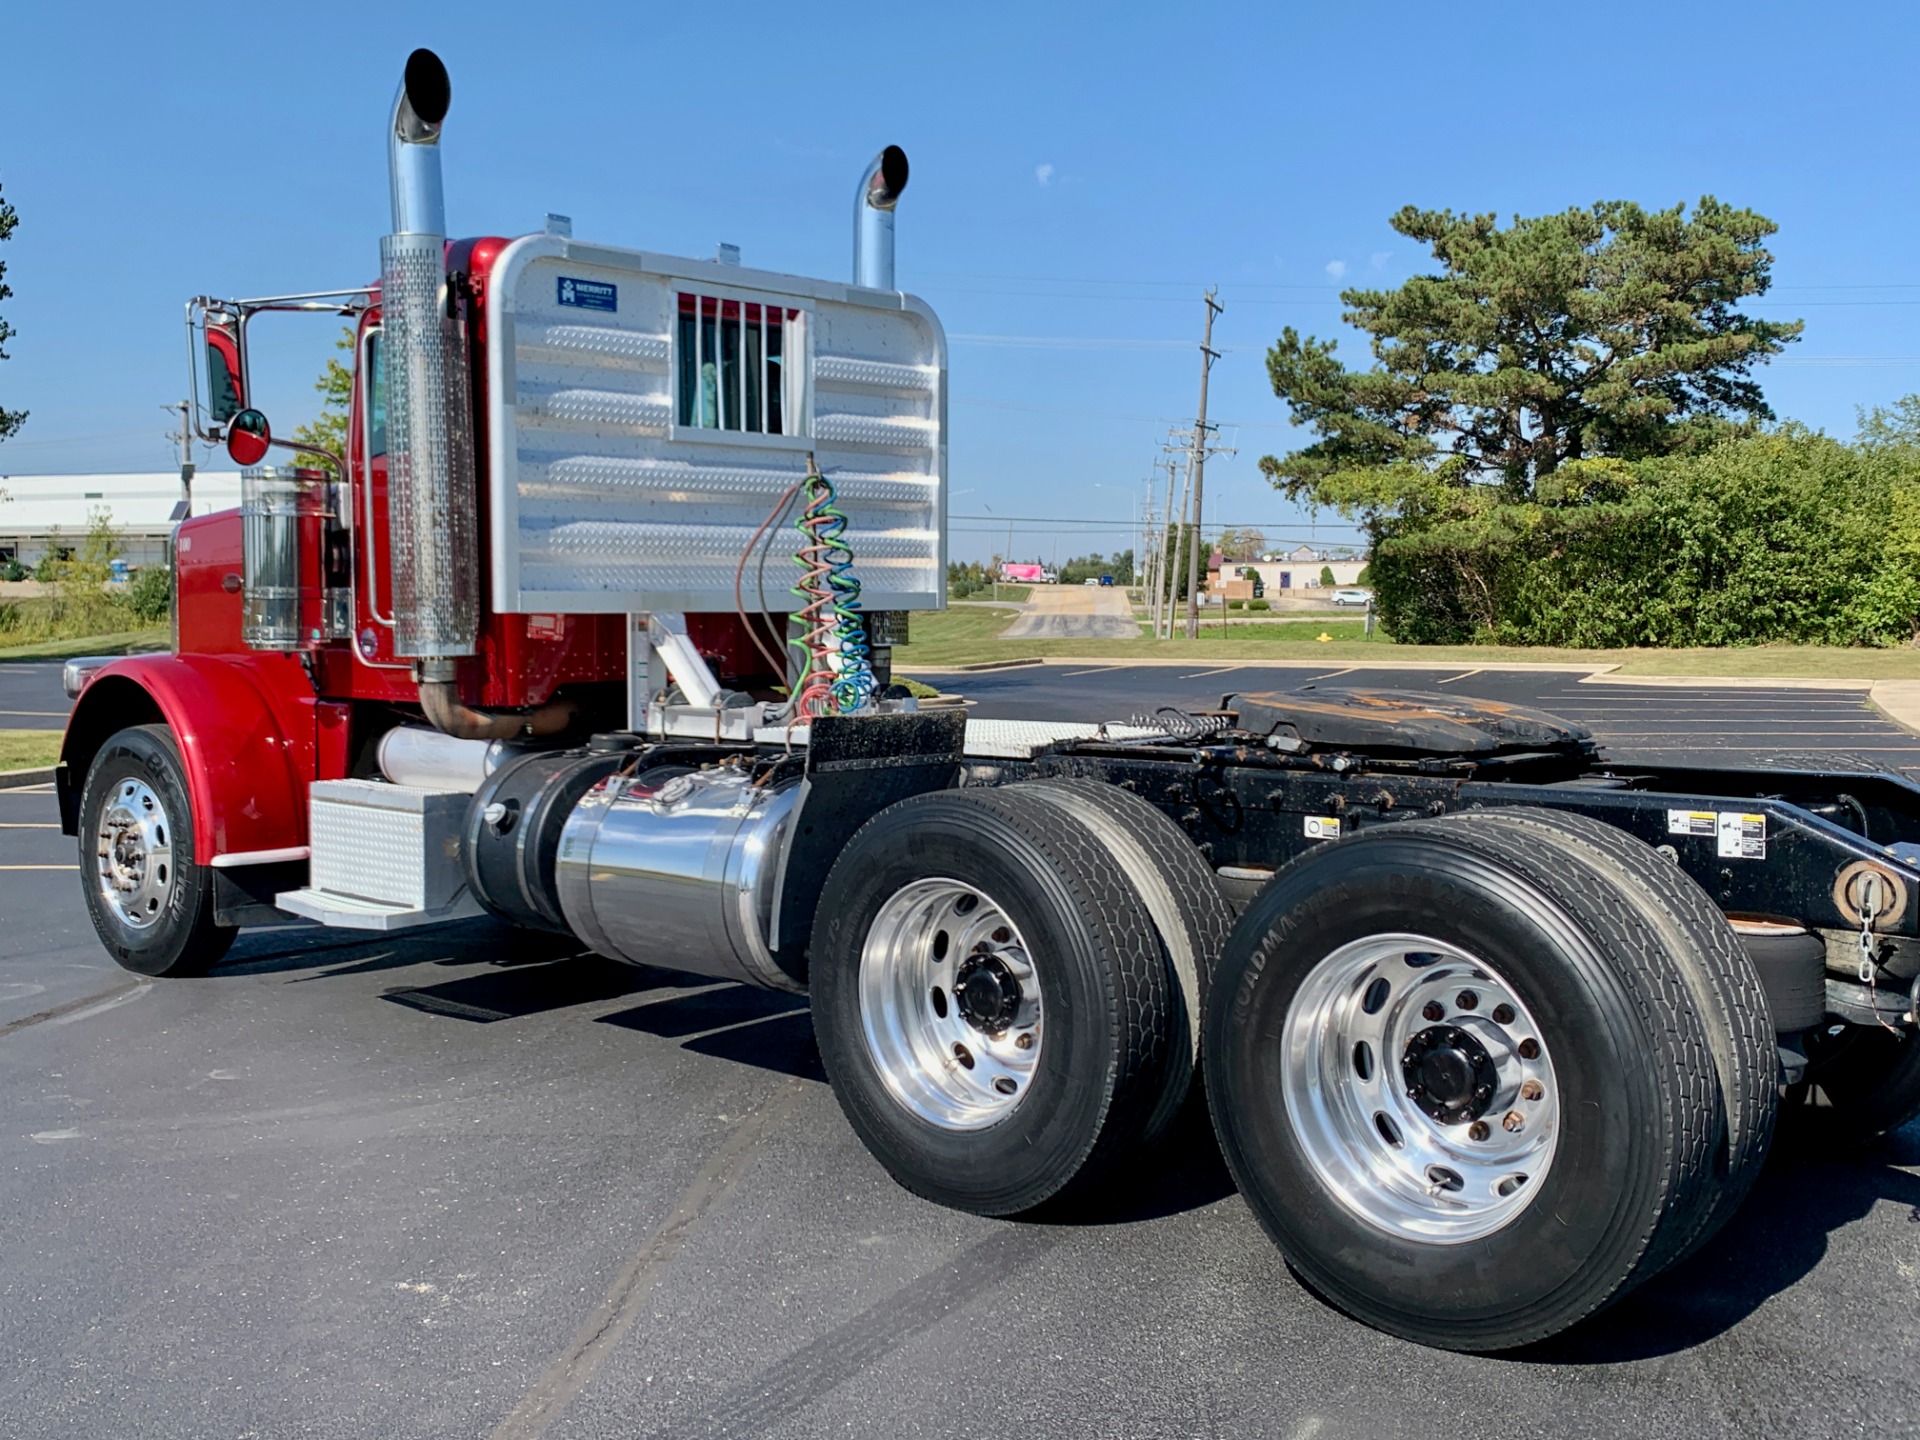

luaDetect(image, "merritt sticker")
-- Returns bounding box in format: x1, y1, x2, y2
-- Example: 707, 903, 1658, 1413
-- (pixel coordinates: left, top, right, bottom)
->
557, 276, 617, 312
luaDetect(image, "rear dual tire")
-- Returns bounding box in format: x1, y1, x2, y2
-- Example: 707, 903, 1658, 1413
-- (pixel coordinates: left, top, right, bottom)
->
1205, 808, 1776, 1351
811, 783, 1228, 1216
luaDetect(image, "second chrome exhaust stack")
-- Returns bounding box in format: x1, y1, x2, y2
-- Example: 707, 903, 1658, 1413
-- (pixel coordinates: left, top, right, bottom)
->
853, 145, 910, 290
382, 47, 479, 668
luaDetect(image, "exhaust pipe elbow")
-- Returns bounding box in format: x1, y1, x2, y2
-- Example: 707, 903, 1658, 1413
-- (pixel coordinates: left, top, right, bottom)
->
420, 680, 578, 742
388, 48, 452, 236
853, 145, 910, 290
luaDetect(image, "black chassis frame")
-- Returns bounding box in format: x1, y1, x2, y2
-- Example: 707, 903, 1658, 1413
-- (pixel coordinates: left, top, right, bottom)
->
750, 712, 1920, 949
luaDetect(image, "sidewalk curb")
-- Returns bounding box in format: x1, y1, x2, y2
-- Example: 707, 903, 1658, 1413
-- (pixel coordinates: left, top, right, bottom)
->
0, 766, 55, 790
1868, 680, 1920, 737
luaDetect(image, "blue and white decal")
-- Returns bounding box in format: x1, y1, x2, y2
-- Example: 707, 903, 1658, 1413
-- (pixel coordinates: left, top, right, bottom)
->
556, 276, 617, 312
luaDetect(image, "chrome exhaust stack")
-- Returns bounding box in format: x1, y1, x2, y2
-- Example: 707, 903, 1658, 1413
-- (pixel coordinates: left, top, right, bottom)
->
853, 146, 910, 290
381, 47, 479, 669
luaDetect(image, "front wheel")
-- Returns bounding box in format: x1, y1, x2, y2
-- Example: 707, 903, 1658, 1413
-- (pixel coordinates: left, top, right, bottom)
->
79, 724, 235, 977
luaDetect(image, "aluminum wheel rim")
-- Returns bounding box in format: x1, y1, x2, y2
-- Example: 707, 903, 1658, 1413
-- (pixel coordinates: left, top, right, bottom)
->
858, 877, 1043, 1130
1281, 934, 1559, 1244
95, 778, 175, 931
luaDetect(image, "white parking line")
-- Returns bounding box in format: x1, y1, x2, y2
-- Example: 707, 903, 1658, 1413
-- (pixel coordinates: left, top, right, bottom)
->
1178, 667, 1244, 679
1060, 666, 1124, 677
1436, 670, 1482, 684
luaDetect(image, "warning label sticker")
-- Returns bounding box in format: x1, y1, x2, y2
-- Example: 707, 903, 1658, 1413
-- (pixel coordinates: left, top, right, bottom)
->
1716, 812, 1767, 860
1304, 816, 1341, 840
1666, 810, 1717, 838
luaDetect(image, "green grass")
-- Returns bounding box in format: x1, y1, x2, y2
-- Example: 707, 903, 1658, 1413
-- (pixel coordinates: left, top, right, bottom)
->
0, 627, 168, 662
894, 606, 1920, 678
0, 730, 61, 771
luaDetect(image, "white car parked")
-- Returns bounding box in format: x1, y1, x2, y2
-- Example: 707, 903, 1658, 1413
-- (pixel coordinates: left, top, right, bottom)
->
1331, 588, 1372, 607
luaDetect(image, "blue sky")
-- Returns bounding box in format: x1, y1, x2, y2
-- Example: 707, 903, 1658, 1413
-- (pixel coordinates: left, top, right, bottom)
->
3, 0, 1918, 563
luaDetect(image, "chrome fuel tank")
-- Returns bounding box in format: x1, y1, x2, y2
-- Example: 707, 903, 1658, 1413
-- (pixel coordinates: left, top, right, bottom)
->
554, 768, 804, 993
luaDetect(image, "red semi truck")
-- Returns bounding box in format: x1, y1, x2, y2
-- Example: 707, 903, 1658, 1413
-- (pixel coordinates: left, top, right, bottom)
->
58, 48, 1920, 1351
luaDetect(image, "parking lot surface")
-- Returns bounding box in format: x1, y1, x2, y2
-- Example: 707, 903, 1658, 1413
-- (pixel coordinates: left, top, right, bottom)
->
944, 659, 1920, 770
3, 660, 1919, 1438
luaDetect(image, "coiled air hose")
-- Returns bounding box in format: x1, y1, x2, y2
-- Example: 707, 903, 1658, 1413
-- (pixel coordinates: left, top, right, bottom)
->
789, 457, 878, 717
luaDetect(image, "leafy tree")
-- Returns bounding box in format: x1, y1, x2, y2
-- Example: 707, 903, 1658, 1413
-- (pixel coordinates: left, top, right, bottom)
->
1857, 393, 1920, 450
290, 326, 356, 475
1319, 564, 1337, 587
1214, 525, 1267, 560
1058, 550, 1134, 585
1261, 198, 1801, 520
37, 509, 124, 636
0, 179, 25, 452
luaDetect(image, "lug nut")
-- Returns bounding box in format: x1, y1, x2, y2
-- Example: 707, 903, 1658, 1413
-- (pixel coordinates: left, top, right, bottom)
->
1502, 1110, 1525, 1133
1517, 1038, 1541, 1060
1422, 1001, 1445, 1022
1467, 1120, 1490, 1141
1455, 990, 1479, 1011
1492, 1004, 1516, 1025
1014, 1032, 1034, 1050
1521, 1079, 1544, 1102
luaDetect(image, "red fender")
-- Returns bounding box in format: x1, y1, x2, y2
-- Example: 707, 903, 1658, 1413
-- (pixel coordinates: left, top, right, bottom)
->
59, 654, 320, 863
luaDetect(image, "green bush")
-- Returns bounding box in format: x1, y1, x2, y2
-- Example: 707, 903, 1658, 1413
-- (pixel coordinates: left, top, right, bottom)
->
1249, 598, 1271, 611
1319, 565, 1337, 587
0, 558, 25, 582
1369, 432, 1920, 647
125, 565, 173, 623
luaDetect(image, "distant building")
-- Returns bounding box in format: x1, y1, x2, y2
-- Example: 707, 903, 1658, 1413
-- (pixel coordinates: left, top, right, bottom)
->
1208, 544, 1368, 594
0, 472, 242, 570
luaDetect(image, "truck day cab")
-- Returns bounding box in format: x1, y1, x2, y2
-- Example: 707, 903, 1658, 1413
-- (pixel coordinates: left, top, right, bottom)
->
60, 49, 1920, 1351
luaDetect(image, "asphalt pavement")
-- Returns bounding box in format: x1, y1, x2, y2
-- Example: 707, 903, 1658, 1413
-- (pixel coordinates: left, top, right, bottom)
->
997, 585, 1140, 641
3, 659, 1920, 1437
0, 660, 68, 731
937, 658, 1920, 770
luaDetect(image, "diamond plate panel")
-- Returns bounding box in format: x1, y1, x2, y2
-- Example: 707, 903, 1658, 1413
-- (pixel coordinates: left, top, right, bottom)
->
812, 413, 938, 449
308, 780, 471, 909
486, 240, 946, 614
814, 355, 934, 391
523, 324, 670, 364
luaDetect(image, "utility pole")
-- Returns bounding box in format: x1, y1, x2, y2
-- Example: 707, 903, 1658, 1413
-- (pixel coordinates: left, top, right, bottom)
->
1184, 289, 1225, 640
165, 401, 194, 521
1155, 452, 1180, 637
1159, 434, 1196, 641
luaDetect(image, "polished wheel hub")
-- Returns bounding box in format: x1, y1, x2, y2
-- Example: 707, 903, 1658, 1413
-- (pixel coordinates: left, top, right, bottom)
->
1401, 1024, 1499, 1125
859, 878, 1043, 1130
1281, 935, 1559, 1244
95, 778, 175, 931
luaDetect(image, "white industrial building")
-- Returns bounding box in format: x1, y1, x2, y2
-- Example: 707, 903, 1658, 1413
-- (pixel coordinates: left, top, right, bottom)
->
0, 471, 243, 571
